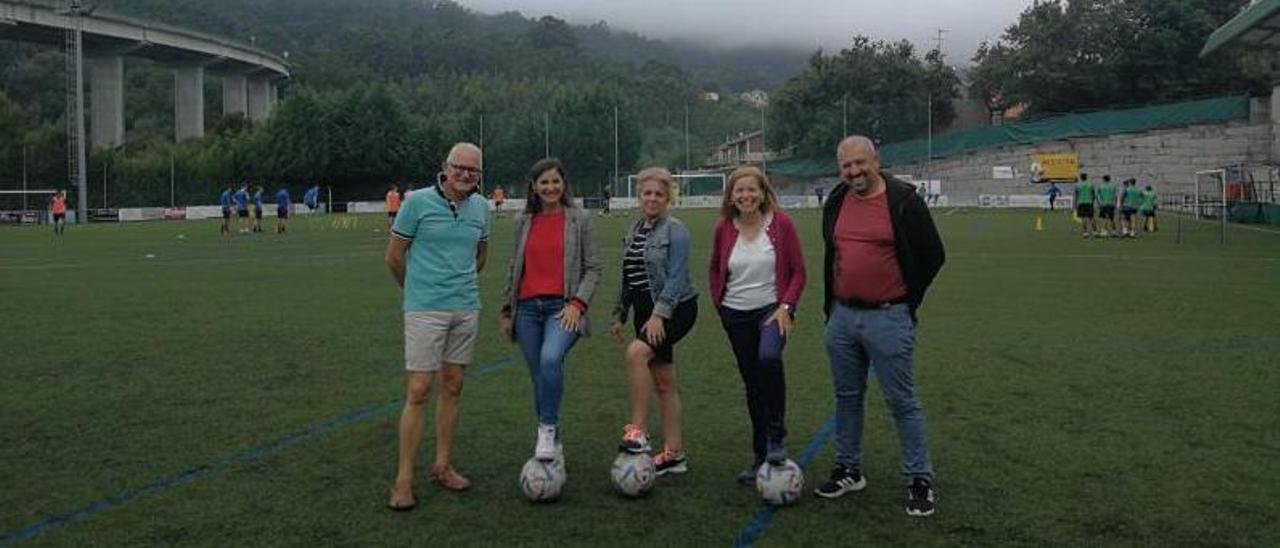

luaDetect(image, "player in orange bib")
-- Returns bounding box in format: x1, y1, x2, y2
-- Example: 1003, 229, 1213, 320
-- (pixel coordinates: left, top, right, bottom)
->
50, 190, 68, 235
386, 184, 402, 227
492, 186, 506, 217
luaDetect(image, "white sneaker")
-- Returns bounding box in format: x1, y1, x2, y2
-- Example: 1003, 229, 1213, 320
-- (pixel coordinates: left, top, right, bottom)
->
535, 424, 559, 461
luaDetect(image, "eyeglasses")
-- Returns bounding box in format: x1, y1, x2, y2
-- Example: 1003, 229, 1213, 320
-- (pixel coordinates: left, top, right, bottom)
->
447, 163, 484, 177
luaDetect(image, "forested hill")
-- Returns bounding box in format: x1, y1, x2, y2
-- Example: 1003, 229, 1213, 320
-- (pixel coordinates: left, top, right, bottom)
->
90, 0, 807, 92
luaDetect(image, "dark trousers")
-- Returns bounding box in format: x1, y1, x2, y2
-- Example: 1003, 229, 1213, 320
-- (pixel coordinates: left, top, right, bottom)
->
718, 304, 788, 465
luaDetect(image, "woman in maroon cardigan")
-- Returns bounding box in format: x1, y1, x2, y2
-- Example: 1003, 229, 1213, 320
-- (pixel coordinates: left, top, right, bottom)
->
708, 166, 807, 485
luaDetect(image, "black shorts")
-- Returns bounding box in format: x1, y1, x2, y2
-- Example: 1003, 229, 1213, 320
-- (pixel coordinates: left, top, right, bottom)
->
1122, 207, 1137, 220
254, 208, 263, 220
630, 291, 697, 365
237, 210, 249, 218
222, 210, 231, 220
1141, 210, 1156, 218
1076, 203, 1094, 218
277, 207, 289, 219
388, 211, 397, 218
1100, 205, 1116, 218
53, 213, 65, 222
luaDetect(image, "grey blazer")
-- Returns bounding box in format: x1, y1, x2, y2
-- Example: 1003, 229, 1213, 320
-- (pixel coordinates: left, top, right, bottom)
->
501, 206, 603, 337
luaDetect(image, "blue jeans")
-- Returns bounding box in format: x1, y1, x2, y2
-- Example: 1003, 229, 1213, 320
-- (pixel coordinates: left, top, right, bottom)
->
824, 302, 933, 484
515, 297, 581, 426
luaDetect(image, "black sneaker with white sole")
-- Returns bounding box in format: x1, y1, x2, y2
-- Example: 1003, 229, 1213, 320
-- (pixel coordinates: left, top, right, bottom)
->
905, 477, 936, 517
813, 466, 866, 498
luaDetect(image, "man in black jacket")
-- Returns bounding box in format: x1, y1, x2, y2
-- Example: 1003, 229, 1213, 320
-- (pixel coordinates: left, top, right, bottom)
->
813, 136, 945, 518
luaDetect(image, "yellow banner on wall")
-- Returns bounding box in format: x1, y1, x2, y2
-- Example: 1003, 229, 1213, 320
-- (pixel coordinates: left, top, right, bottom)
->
1028, 153, 1079, 183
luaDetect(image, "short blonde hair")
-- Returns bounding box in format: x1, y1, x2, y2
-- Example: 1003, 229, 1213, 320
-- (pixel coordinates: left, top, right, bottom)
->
721, 166, 777, 218
634, 167, 674, 199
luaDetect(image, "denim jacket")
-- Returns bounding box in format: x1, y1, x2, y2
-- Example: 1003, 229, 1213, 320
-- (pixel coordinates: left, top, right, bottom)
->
611, 214, 698, 322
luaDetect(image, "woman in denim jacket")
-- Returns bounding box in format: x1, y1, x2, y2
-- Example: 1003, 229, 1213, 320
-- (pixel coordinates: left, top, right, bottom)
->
500, 158, 602, 464
610, 167, 699, 477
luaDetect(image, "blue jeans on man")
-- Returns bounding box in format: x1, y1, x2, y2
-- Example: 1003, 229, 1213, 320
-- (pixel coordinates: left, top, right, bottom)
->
515, 297, 580, 425
824, 302, 933, 484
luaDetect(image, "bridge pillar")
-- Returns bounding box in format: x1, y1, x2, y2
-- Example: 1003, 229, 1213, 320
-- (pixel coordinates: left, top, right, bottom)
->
247, 77, 271, 123
87, 55, 124, 149
222, 73, 247, 118
174, 65, 205, 140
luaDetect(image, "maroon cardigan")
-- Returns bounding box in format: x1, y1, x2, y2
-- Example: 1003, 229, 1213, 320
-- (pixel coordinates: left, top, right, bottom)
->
709, 210, 807, 309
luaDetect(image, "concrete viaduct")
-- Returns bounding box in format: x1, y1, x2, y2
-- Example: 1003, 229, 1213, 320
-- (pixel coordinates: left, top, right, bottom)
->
0, 0, 290, 149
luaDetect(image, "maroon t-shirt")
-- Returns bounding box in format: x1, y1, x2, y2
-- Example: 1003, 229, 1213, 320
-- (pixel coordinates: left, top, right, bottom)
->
833, 191, 908, 303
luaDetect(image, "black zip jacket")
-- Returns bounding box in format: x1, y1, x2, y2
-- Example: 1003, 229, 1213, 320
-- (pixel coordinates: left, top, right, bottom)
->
822, 174, 945, 322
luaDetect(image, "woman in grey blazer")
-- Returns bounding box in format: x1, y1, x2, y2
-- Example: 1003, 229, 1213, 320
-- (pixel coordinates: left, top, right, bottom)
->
500, 158, 602, 463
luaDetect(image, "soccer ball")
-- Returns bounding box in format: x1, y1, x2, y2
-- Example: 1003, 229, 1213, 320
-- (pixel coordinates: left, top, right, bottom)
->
610, 451, 655, 497
756, 460, 804, 506
519, 457, 565, 502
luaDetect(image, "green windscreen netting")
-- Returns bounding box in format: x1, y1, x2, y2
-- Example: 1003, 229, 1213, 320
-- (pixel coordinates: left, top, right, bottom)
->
768, 95, 1251, 178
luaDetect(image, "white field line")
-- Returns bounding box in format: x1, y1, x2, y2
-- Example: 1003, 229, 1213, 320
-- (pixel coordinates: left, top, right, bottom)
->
1, 250, 382, 271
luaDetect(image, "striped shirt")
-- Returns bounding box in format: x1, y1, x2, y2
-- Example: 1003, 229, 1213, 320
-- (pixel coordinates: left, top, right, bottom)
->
624, 226, 651, 292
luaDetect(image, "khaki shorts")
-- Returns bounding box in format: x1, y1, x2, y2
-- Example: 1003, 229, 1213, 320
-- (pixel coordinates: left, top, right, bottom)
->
404, 310, 479, 372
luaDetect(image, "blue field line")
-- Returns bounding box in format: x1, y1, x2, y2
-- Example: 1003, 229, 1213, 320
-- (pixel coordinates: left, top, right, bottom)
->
733, 413, 837, 548
0, 355, 516, 547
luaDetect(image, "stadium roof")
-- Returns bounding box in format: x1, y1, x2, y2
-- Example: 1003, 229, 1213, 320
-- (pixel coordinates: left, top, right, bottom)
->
1201, 0, 1280, 57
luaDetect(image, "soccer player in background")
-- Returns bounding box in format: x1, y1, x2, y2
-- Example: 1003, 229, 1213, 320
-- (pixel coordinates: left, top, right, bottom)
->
386, 143, 490, 510
234, 184, 251, 234
50, 190, 68, 235
252, 185, 265, 233
1140, 185, 1158, 232
303, 184, 320, 213
218, 185, 234, 236
1097, 175, 1118, 237
386, 184, 401, 228
492, 185, 506, 217
1120, 179, 1141, 238
275, 186, 290, 234
1075, 173, 1098, 238
1045, 181, 1061, 211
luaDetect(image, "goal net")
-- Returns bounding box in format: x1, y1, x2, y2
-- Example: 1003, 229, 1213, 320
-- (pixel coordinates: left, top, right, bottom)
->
0, 190, 60, 225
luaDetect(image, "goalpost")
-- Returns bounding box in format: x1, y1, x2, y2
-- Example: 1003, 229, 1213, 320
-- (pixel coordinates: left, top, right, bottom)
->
0, 190, 60, 225
1184, 169, 1227, 244
622, 171, 727, 208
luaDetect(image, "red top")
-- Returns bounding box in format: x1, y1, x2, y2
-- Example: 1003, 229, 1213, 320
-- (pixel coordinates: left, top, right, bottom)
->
51, 195, 67, 214
832, 191, 907, 303
518, 210, 565, 300
709, 210, 806, 309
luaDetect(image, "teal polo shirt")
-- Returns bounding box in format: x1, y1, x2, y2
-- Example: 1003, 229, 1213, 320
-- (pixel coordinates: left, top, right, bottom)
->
392, 186, 490, 312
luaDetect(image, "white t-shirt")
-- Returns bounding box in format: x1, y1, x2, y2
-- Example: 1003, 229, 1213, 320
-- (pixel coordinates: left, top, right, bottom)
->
722, 216, 778, 311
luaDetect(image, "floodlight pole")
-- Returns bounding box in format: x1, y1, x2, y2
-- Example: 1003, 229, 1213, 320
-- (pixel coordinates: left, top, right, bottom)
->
169, 149, 175, 207
22, 145, 28, 212
544, 112, 550, 158
927, 93, 933, 184
684, 103, 690, 172
760, 105, 767, 172
614, 104, 619, 200
842, 94, 848, 137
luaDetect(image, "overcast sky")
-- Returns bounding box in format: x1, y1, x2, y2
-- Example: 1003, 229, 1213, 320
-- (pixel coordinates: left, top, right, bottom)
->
456, 0, 1037, 62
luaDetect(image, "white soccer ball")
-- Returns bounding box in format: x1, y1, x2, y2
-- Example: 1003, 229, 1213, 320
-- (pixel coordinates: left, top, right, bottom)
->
610, 452, 655, 497
519, 457, 565, 502
756, 460, 805, 506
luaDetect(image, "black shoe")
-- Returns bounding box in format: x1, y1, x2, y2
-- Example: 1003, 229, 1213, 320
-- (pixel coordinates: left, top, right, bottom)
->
906, 477, 936, 517
737, 467, 756, 486
813, 466, 866, 499
765, 445, 788, 466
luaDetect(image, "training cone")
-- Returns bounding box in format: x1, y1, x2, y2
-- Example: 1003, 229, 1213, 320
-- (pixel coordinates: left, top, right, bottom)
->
1034, 216, 1044, 232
